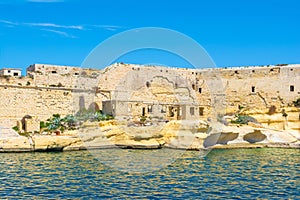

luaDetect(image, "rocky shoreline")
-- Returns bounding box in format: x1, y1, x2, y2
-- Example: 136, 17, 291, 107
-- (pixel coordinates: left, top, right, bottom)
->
0, 120, 299, 152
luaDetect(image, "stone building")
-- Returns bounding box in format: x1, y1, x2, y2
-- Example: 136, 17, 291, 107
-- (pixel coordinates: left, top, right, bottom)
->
98, 63, 299, 124
98, 63, 201, 121
0, 68, 21, 77
0, 62, 299, 130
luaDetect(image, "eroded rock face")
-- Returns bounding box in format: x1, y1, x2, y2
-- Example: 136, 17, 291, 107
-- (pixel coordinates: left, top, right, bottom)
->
263, 129, 298, 143
77, 123, 165, 150
0, 126, 20, 138
0, 119, 299, 152
0, 136, 32, 152
0, 126, 33, 152
243, 130, 267, 143
160, 120, 208, 149
204, 132, 239, 148
33, 135, 81, 151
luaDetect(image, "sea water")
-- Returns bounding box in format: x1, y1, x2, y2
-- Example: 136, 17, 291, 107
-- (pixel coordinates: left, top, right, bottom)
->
0, 148, 299, 199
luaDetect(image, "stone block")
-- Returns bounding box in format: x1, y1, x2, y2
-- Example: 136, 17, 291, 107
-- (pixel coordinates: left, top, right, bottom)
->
25, 117, 40, 132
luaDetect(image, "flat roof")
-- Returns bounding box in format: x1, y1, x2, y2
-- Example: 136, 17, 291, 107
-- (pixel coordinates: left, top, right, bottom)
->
0, 68, 22, 71
31, 63, 80, 68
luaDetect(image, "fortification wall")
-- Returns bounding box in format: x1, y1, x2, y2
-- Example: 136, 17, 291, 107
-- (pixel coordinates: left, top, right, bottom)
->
0, 69, 102, 128
0, 63, 299, 129
104, 63, 299, 117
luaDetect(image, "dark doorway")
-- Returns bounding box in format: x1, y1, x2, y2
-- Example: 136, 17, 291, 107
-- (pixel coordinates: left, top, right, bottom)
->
190, 107, 195, 116
147, 105, 152, 113
21, 115, 32, 131
89, 102, 100, 112
199, 107, 204, 116
169, 107, 175, 117
142, 107, 146, 116
79, 96, 85, 110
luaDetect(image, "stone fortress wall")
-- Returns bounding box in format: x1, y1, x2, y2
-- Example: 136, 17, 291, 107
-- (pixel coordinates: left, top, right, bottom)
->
98, 63, 299, 120
0, 63, 299, 131
0, 64, 102, 128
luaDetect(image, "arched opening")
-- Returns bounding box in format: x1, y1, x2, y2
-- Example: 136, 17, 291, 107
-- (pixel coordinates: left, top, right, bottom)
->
146, 81, 150, 88
21, 115, 32, 131
88, 102, 100, 112
79, 96, 85, 111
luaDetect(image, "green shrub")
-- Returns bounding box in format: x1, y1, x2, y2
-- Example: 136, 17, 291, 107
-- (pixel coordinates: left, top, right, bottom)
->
40, 121, 47, 129
12, 126, 19, 132
40, 114, 64, 132
293, 98, 300, 107
75, 109, 113, 122
231, 115, 258, 125
140, 116, 147, 123
62, 114, 77, 127
75, 108, 94, 121
40, 111, 114, 133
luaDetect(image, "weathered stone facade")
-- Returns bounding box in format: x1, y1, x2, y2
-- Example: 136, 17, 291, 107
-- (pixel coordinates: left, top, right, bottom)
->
0, 63, 299, 131
97, 63, 299, 126
0, 64, 102, 128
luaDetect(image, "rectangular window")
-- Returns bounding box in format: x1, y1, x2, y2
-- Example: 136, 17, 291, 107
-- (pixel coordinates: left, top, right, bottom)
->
252, 86, 255, 93
190, 107, 195, 116
199, 107, 204, 116
142, 107, 146, 116
148, 105, 152, 113
198, 88, 202, 93
51, 71, 57, 74
13, 72, 19, 76
290, 85, 294, 92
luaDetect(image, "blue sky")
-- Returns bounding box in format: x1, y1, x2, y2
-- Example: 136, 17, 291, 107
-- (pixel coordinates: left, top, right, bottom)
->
0, 0, 300, 73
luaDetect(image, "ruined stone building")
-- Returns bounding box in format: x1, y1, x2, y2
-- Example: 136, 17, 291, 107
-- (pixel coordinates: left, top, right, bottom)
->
0, 63, 299, 131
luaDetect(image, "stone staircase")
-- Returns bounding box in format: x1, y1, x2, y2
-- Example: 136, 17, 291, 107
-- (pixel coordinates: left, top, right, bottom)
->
0, 126, 19, 138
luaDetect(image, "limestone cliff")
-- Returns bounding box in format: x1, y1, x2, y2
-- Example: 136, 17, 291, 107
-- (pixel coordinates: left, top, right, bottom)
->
1, 120, 299, 152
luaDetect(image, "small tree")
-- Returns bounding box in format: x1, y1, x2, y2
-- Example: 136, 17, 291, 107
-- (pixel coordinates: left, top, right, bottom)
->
293, 98, 300, 107
139, 115, 148, 125
231, 114, 258, 125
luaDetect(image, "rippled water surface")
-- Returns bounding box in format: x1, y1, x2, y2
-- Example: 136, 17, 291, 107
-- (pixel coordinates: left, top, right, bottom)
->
0, 148, 299, 199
